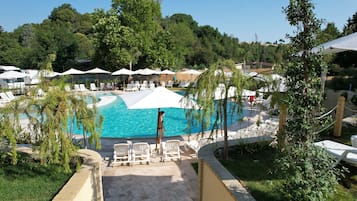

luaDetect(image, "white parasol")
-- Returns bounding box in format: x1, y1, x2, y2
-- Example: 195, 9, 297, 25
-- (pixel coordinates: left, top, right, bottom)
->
120, 87, 197, 148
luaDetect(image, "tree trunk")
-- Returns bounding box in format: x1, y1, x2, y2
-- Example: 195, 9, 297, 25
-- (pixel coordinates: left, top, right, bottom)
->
223, 98, 228, 160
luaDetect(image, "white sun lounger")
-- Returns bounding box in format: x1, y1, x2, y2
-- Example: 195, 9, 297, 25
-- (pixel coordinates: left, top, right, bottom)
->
0, 92, 11, 103
74, 84, 80, 92
79, 84, 89, 92
131, 142, 150, 164
162, 140, 181, 162
112, 143, 131, 166
5, 91, 16, 100
314, 140, 357, 167
90, 83, 97, 91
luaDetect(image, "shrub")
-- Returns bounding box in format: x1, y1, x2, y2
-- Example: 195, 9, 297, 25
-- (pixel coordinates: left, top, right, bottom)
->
276, 144, 341, 201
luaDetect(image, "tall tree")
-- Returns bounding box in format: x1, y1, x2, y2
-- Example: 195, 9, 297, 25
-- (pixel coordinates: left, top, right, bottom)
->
92, 9, 140, 71
277, 1, 339, 200
184, 59, 248, 159
111, 0, 168, 69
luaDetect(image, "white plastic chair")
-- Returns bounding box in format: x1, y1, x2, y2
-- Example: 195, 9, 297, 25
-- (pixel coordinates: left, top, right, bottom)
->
5, 91, 16, 100
314, 140, 357, 167
0, 92, 11, 102
74, 84, 80, 92
131, 142, 150, 164
162, 140, 181, 162
79, 84, 88, 92
112, 143, 131, 166
90, 83, 97, 91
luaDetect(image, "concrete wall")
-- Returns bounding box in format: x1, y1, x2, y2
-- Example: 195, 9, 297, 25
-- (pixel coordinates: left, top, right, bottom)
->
197, 137, 272, 201
199, 159, 236, 201
53, 149, 103, 201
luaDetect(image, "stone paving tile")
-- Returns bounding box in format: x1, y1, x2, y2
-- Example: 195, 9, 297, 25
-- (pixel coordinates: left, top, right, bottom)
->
101, 148, 199, 201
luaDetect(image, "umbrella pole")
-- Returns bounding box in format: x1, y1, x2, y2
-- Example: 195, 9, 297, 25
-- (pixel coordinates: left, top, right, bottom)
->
155, 108, 160, 151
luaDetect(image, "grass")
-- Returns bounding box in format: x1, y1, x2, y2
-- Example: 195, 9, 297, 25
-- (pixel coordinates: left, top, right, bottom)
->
217, 126, 357, 201
0, 152, 73, 201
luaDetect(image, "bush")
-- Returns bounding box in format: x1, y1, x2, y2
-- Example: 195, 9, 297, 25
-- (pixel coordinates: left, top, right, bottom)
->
276, 144, 341, 201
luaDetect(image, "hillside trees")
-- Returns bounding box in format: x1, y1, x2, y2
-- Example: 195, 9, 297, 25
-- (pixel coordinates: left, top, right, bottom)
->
0, 1, 291, 71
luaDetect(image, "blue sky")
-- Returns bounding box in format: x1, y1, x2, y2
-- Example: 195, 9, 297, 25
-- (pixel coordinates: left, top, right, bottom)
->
0, 0, 356, 43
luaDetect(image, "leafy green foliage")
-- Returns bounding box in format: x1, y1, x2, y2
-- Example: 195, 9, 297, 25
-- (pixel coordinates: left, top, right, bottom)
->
277, 0, 340, 200
221, 142, 357, 201
0, 75, 103, 172
276, 144, 339, 201
184, 59, 249, 159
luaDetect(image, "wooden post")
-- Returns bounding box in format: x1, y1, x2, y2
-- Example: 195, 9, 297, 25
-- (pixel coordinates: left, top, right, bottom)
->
198, 159, 204, 201
278, 104, 287, 149
334, 96, 345, 137
279, 104, 287, 133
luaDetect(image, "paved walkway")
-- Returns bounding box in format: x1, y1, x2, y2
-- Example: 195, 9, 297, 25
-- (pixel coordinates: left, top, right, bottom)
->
98, 109, 271, 201
100, 141, 199, 201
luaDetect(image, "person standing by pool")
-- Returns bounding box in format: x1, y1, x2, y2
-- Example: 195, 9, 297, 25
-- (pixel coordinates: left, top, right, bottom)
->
158, 111, 165, 143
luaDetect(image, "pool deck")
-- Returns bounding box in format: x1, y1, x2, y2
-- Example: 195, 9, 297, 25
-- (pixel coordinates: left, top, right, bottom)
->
100, 141, 199, 201
98, 108, 270, 201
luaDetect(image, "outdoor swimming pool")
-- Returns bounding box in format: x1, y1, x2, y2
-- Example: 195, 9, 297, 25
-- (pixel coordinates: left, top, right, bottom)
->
72, 93, 246, 138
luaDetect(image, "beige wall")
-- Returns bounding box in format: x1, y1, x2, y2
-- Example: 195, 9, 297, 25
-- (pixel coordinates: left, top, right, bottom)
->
53, 149, 103, 201
199, 159, 236, 201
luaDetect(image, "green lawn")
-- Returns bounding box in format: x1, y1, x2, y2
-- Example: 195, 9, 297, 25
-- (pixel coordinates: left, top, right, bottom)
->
219, 136, 357, 201
0, 152, 73, 201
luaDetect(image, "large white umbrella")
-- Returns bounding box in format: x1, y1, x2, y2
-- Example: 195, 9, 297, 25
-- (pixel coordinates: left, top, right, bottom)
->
0, 70, 28, 79
312, 32, 357, 54
112, 68, 135, 75
85, 67, 110, 74
134, 68, 160, 75
120, 87, 197, 148
61, 68, 85, 75
160, 69, 175, 75
0, 65, 20, 71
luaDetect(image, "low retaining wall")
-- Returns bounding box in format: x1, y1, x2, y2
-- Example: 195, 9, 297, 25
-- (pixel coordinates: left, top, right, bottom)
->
197, 136, 272, 201
53, 149, 103, 201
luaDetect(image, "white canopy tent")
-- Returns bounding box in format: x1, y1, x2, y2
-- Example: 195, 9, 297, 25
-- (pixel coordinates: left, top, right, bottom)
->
61, 68, 85, 75
134, 68, 160, 75
112, 68, 135, 75
0, 70, 28, 79
120, 87, 197, 148
312, 32, 357, 54
85, 67, 111, 74
160, 69, 175, 75
0, 65, 20, 71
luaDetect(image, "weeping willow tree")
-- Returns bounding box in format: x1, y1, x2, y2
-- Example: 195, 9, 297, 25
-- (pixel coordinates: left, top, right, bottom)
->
0, 63, 103, 172
184, 59, 249, 159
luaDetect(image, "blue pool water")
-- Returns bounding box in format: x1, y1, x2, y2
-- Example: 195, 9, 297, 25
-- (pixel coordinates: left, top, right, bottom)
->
73, 93, 246, 138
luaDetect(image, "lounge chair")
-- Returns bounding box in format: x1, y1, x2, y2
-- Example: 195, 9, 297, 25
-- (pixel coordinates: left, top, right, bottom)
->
5, 91, 16, 100
0, 92, 11, 103
314, 140, 357, 167
100, 83, 105, 91
90, 83, 97, 91
162, 140, 181, 162
112, 143, 131, 166
167, 80, 173, 88
131, 142, 150, 164
74, 84, 80, 92
79, 84, 89, 92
